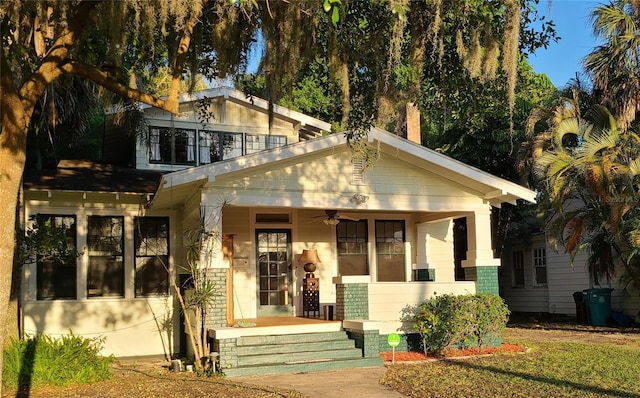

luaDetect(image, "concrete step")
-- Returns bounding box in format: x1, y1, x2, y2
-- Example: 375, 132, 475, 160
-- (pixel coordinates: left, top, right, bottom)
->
237, 339, 355, 356
237, 331, 348, 346
223, 357, 384, 377
238, 347, 363, 366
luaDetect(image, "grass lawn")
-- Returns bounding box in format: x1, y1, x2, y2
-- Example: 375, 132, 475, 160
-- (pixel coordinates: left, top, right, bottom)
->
380, 339, 640, 398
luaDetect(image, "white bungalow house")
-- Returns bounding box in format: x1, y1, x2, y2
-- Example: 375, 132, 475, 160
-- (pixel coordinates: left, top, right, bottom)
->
21, 87, 536, 375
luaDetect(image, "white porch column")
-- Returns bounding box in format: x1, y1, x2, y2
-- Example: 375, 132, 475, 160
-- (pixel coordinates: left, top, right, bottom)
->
462, 208, 500, 294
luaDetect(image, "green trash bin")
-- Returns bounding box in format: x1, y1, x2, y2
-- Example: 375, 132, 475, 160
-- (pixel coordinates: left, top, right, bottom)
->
583, 288, 613, 326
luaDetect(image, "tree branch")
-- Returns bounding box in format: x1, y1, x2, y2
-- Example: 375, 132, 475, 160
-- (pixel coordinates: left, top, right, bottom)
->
19, 1, 102, 111
60, 61, 178, 114
167, 1, 205, 112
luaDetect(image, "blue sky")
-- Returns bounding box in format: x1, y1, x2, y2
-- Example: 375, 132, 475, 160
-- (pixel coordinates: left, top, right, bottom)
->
527, 0, 602, 88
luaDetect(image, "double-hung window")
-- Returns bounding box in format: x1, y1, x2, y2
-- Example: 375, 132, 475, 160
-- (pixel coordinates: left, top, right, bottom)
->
35, 215, 77, 300
134, 217, 170, 296
336, 220, 369, 275
533, 247, 547, 286
512, 250, 525, 287
87, 216, 124, 298
375, 220, 406, 282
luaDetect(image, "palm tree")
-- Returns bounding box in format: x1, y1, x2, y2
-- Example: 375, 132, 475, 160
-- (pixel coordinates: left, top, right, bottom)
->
531, 99, 640, 285
584, 0, 640, 131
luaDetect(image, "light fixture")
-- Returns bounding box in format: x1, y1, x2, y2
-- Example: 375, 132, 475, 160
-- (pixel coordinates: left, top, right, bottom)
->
323, 218, 340, 226
350, 193, 369, 205
299, 249, 322, 277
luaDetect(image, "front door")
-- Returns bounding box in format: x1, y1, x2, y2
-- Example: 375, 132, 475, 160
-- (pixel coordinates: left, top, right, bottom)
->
256, 230, 293, 317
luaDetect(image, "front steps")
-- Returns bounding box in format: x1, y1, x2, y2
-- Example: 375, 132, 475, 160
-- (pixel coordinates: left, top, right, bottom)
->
222, 330, 383, 377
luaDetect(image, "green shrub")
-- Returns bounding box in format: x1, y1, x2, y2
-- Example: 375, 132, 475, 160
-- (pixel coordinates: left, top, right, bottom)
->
410, 293, 510, 355
2, 333, 114, 389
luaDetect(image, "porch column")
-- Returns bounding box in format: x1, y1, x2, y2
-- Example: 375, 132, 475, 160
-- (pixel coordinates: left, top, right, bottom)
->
201, 204, 228, 328
462, 209, 500, 295
414, 223, 434, 281
333, 276, 370, 321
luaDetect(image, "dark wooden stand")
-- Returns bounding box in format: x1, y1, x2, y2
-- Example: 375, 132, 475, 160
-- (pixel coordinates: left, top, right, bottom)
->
302, 277, 319, 318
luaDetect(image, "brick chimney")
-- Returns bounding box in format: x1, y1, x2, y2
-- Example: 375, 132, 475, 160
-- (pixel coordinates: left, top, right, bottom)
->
405, 102, 421, 145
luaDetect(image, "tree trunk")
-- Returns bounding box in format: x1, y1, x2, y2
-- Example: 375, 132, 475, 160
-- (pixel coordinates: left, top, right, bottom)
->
0, 88, 29, 398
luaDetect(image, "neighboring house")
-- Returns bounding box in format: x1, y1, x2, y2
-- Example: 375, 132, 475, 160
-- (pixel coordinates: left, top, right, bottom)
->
500, 233, 640, 319
21, 87, 536, 374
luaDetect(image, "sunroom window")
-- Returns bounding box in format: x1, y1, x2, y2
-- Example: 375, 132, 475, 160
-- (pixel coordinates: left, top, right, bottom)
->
134, 217, 169, 297
149, 127, 196, 165
87, 216, 124, 298
35, 215, 77, 300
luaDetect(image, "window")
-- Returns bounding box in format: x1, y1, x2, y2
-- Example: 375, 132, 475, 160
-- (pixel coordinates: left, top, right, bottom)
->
134, 217, 169, 296
87, 216, 124, 298
512, 250, 524, 287
533, 247, 547, 286
375, 220, 406, 282
36, 215, 77, 300
149, 127, 196, 165
336, 220, 369, 275
199, 131, 243, 163
246, 134, 286, 154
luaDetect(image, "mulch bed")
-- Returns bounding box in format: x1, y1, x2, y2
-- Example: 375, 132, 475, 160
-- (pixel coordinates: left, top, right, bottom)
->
380, 343, 526, 363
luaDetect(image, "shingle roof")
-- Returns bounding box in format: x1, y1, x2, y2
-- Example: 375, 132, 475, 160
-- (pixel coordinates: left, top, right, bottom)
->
23, 160, 164, 194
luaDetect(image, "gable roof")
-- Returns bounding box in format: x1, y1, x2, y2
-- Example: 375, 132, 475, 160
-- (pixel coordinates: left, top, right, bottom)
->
139, 86, 332, 140
150, 128, 536, 209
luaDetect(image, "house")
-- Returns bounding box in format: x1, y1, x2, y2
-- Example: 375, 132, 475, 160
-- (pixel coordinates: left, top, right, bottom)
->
21, 87, 536, 375
500, 233, 640, 321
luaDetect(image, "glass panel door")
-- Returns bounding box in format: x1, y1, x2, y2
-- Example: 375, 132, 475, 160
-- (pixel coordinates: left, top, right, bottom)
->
256, 230, 293, 316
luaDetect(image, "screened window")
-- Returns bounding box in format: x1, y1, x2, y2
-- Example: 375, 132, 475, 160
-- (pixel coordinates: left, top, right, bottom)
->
134, 217, 169, 296
375, 220, 406, 282
87, 216, 124, 298
36, 215, 77, 300
149, 127, 196, 165
246, 134, 286, 154
512, 250, 524, 287
533, 247, 547, 286
199, 131, 243, 163
336, 220, 369, 275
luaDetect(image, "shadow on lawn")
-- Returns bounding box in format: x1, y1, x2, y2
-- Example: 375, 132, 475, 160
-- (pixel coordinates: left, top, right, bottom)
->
14, 338, 37, 398
508, 312, 640, 335
444, 359, 640, 398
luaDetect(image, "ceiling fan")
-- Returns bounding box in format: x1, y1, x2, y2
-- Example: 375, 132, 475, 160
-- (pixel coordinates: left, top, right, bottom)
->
312, 210, 359, 225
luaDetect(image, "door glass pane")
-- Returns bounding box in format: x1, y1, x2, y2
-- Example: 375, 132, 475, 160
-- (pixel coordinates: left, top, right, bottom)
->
257, 231, 291, 309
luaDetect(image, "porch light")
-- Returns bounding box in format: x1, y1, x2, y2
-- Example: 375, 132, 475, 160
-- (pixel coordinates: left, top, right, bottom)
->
299, 249, 322, 277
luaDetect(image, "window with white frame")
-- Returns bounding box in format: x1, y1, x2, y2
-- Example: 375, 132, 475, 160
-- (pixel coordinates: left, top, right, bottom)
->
512, 250, 524, 287
134, 217, 170, 296
35, 215, 77, 300
375, 220, 406, 282
533, 247, 547, 286
336, 220, 369, 276
87, 216, 124, 298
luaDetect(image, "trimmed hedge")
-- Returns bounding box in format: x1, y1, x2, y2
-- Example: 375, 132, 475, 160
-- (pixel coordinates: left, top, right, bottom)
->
410, 293, 510, 355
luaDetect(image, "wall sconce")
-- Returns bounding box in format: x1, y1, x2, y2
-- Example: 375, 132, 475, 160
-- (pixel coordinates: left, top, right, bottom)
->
350, 193, 369, 205
299, 249, 322, 277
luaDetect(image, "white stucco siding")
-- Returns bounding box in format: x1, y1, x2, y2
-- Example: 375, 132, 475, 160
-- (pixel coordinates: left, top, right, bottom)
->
368, 282, 476, 334
22, 298, 176, 358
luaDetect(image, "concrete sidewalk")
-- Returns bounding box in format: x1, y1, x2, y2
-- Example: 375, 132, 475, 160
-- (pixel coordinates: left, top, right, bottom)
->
232, 366, 406, 398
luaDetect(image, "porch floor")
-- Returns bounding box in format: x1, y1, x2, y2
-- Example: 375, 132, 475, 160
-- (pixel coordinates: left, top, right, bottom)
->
211, 316, 343, 339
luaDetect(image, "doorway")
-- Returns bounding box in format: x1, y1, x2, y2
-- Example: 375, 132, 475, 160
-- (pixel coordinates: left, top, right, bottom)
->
256, 229, 293, 317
